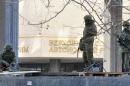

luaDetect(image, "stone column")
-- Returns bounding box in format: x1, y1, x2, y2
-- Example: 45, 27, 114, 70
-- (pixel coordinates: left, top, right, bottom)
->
0, 0, 19, 67
0, 1, 6, 51
49, 59, 61, 72
104, 0, 122, 72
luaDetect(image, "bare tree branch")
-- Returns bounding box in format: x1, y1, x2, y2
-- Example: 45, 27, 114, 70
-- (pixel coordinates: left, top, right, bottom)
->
28, 0, 71, 26
84, 0, 109, 34
72, 0, 109, 36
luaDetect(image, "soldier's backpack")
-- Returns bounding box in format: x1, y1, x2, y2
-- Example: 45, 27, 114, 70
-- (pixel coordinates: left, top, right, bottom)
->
78, 38, 84, 51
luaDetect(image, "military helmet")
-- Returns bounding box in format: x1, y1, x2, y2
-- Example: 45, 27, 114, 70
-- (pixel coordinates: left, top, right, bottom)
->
4, 45, 12, 50
84, 15, 94, 21
123, 21, 130, 26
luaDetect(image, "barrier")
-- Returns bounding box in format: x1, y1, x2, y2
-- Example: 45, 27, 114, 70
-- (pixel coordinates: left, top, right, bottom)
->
0, 76, 130, 86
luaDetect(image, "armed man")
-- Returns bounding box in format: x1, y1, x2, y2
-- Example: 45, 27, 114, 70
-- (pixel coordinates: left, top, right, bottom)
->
79, 15, 97, 69
0, 45, 15, 71
118, 21, 130, 72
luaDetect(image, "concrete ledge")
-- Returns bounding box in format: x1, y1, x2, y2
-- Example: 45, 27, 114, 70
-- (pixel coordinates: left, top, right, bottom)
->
0, 76, 130, 86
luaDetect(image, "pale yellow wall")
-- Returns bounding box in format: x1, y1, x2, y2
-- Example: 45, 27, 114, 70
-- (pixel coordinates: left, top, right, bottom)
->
19, 0, 104, 58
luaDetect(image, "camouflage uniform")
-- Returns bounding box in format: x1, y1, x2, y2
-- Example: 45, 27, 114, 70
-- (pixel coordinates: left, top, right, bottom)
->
118, 21, 130, 71
82, 15, 97, 66
0, 45, 15, 71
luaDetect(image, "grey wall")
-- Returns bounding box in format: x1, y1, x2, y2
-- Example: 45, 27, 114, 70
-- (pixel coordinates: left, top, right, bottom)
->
0, 76, 130, 86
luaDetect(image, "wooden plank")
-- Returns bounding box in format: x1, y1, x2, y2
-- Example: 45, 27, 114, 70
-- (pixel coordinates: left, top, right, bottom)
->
84, 72, 125, 77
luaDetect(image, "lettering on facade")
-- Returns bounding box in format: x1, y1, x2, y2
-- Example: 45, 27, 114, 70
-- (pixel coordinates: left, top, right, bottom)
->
49, 39, 104, 55
49, 39, 78, 54
19, 46, 29, 53
18, 39, 104, 57
93, 40, 104, 56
